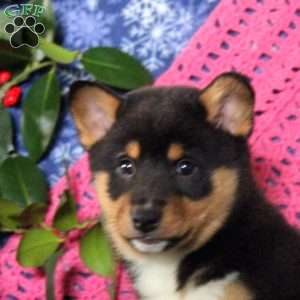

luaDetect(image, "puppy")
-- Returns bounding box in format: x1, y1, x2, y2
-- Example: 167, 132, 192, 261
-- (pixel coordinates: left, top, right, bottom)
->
70, 73, 300, 300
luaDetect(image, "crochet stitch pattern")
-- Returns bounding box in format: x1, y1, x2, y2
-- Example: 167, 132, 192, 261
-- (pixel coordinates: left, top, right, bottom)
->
0, 0, 299, 299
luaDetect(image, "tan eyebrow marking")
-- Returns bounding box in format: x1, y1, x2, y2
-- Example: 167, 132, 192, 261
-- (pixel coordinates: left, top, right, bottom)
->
125, 140, 141, 159
167, 143, 184, 161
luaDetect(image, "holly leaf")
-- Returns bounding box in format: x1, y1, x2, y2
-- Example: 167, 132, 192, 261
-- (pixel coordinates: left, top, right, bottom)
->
0, 201, 46, 231
17, 228, 63, 267
53, 191, 78, 232
81, 47, 153, 90
0, 215, 22, 231
18, 203, 47, 227
0, 108, 14, 164
0, 156, 48, 208
22, 67, 60, 161
80, 223, 115, 277
0, 198, 23, 217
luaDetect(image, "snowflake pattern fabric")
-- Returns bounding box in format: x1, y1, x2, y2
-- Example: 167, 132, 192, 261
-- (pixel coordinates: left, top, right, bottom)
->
121, 0, 194, 71
53, 0, 219, 75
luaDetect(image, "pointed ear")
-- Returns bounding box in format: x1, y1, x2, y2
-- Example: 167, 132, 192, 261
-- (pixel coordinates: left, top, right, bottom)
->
200, 73, 255, 137
69, 81, 121, 148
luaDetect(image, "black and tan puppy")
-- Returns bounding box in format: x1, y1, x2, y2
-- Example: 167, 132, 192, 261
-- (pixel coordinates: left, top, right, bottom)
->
70, 73, 300, 300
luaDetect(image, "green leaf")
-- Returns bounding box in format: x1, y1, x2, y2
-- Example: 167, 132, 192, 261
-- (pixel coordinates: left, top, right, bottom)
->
0, 108, 14, 164
18, 203, 47, 227
80, 223, 115, 277
81, 47, 153, 90
0, 199, 23, 217
53, 191, 78, 232
0, 39, 32, 70
0, 156, 48, 208
45, 248, 64, 300
0, 201, 46, 231
22, 67, 60, 161
0, 215, 22, 231
39, 38, 79, 64
17, 228, 63, 267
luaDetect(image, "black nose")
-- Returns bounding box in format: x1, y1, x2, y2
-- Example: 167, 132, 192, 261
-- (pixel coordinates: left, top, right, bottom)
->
132, 209, 161, 233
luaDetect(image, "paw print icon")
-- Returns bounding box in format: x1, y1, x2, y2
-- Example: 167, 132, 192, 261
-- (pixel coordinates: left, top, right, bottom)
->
5, 16, 45, 48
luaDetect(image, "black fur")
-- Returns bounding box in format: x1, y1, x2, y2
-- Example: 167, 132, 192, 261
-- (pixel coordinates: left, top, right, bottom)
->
177, 186, 300, 299
90, 85, 248, 202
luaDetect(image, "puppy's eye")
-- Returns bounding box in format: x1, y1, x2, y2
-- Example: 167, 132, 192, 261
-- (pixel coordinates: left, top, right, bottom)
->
176, 160, 197, 176
117, 157, 135, 176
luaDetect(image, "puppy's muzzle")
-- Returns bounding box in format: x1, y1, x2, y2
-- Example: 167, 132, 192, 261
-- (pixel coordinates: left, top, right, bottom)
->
131, 207, 161, 233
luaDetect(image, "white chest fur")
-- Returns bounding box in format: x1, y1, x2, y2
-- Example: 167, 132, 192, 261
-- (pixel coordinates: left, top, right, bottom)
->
132, 256, 239, 300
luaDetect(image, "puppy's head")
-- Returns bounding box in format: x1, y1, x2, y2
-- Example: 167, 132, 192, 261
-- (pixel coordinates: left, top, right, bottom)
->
70, 73, 254, 259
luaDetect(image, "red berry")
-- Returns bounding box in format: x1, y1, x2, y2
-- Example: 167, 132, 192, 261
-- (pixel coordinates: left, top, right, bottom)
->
0, 71, 12, 85
2, 86, 22, 107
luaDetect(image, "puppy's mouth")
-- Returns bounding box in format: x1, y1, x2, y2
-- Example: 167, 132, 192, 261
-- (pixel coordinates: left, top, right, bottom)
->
130, 238, 169, 253
126, 234, 188, 253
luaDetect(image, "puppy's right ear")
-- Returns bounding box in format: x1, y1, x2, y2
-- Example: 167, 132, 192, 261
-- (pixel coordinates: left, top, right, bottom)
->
69, 81, 121, 149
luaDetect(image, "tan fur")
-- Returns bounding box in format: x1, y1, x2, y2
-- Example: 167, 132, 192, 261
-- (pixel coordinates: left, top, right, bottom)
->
125, 141, 141, 159
94, 167, 238, 260
162, 167, 238, 251
222, 280, 253, 300
200, 76, 253, 136
70, 86, 119, 148
167, 143, 184, 161
94, 172, 143, 261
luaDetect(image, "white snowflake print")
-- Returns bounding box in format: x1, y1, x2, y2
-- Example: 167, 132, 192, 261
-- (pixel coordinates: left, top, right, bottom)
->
46, 141, 84, 185
86, 0, 100, 11
57, 64, 94, 96
53, 0, 117, 50
38, 113, 85, 185
120, 0, 196, 71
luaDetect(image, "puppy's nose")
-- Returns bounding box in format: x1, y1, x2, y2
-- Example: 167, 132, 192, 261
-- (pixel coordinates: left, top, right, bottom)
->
132, 209, 161, 233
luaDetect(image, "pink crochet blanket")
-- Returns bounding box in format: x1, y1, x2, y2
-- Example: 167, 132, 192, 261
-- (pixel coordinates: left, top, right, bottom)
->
1, 0, 300, 299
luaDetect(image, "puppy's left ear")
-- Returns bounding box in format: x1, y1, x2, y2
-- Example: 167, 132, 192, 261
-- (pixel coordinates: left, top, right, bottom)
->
200, 73, 255, 137
69, 81, 121, 149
